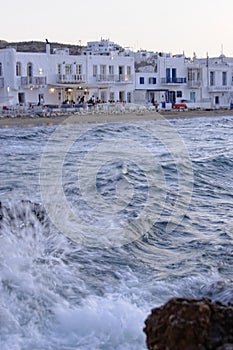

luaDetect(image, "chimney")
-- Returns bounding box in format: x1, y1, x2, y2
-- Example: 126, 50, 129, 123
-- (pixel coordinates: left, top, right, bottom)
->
45, 39, 50, 54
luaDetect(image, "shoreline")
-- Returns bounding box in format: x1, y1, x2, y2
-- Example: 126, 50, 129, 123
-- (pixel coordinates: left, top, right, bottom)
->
1, 108, 233, 128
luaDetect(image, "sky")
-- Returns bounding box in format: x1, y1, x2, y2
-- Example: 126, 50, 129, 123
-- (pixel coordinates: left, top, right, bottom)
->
1, 0, 233, 58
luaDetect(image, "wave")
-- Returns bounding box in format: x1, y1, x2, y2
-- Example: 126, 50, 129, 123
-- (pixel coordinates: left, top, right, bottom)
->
1, 116, 233, 348
0, 198, 232, 349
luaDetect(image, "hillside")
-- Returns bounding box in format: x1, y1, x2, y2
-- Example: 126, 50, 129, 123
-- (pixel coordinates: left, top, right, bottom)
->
0, 40, 82, 55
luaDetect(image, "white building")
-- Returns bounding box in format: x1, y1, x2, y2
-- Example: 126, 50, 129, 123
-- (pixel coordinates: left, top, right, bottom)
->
134, 52, 187, 108
82, 38, 124, 56
0, 40, 135, 106
1, 38, 233, 110
134, 50, 233, 109
187, 55, 233, 109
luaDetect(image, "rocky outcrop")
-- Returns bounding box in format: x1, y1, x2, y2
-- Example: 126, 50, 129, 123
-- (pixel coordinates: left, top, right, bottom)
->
144, 297, 233, 350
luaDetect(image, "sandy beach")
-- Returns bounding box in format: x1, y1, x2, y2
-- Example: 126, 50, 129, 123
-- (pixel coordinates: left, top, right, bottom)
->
1, 108, 233, 128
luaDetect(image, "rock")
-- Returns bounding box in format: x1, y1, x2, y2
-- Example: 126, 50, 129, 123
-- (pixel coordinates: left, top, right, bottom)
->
143, 297, 233, 350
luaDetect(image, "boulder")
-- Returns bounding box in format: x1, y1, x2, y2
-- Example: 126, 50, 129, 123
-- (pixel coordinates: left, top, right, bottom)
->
144, 297, 233, 350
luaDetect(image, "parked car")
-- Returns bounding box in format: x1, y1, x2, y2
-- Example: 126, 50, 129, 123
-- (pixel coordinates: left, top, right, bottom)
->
172, 103, 187, 110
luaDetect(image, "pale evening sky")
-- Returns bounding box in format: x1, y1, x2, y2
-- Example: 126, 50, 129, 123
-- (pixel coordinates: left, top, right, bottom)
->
1, 0, 233, 58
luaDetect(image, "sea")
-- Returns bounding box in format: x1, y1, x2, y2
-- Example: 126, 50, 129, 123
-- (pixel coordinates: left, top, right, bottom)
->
0, 113, 233, 350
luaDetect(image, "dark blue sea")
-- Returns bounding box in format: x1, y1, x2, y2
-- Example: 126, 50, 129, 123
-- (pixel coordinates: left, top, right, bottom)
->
0, 114, 233, 349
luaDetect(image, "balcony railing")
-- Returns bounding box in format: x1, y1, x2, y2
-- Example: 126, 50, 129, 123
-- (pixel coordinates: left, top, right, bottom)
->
187, 80, 201, 88
161, 77, 186, 84
57, 74, 86, 83
0, 77, 4, 88
208, 85, 233, 92
21, 76, 47, 87
96, 74, 133, 83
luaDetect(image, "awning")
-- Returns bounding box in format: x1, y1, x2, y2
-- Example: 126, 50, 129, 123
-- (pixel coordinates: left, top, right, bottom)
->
47, 83, 109, 90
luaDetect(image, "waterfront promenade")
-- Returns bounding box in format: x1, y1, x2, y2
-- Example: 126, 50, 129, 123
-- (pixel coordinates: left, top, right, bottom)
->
1, 104, 233, 128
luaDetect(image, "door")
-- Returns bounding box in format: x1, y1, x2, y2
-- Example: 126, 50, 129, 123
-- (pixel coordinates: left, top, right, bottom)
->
119, 66, 124, 81
38, 93, 44, 105
190, 91, 196, 102
166, 68, 170, 83
169, 91, 176, 104
18, 92, 25, 104
119, 91, 125, 102
172, 68, 177, 83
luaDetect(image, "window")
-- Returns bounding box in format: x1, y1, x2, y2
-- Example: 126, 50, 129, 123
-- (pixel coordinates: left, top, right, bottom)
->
57, 64, 61, 74
0, 62, 2, 76
148, 77, 156, 84
176, 91, 182, 98
100, 65, 106, 75
109, 65, 114, 75
222, 72, 227, 86
119, 66, 124, 75
65, 64, 72, 74
210, 71, 215, 86
127, 66, 131, 75
139, 77, 144, 84
188, 69, 194, 81
109, 92, 115, 101
27, 63, 33, 77
93, 65, 97, 77
76, 64, 82, 74
16, 62, 21, 76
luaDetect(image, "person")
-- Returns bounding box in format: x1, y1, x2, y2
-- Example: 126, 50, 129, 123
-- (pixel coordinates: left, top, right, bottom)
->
154, 100, 159, 111
39, 96, 44, 105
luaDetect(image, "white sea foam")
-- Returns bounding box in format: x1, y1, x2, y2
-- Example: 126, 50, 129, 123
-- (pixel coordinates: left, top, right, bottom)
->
52, 296, 146, 350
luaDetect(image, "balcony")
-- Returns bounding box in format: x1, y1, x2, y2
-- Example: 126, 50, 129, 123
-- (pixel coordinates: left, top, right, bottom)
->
21, 76, 47, 87
96, 74, 133, 83
160, 77, 186, 84
0, 77, 4, 88
187, 80, 201, 88
208, 85, 233, 92
57, 74, 86, 83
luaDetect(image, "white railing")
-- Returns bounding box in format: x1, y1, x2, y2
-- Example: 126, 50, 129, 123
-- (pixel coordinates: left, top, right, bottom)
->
187, 80, 201, 88
21, 76, 47, 86
161, 77, 187, 84
57, 74, 86, 83
208, 85, 233, 92
96, 74, 133, 83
